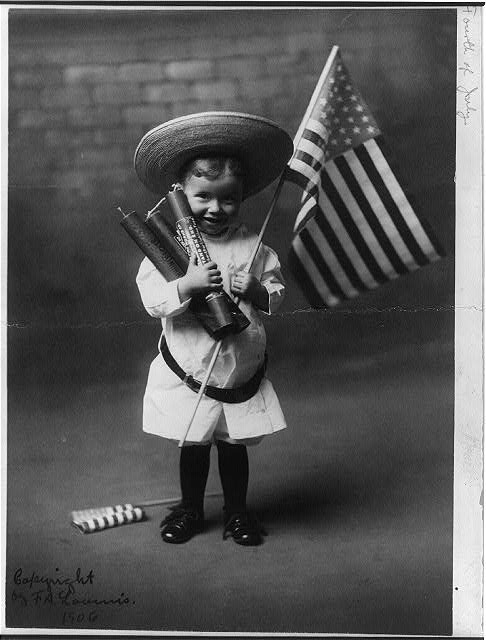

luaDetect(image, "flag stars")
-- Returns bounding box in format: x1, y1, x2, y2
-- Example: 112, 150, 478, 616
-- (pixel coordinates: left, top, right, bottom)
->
347, 117, 354, 123
362, 115, 369, 122
350, 94, 358, 101
339, 127, 346, 134
367, 126, 375, 133
353, 126, 361, 134
355, 105, 364, 112
344, 137, 352, 145
342, 106, 349, 112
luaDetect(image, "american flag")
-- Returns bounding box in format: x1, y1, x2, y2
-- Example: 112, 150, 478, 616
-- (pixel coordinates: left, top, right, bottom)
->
286, 47, 444, 308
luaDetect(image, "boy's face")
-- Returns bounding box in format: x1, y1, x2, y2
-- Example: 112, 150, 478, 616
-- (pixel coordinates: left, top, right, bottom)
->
183, 173, 243, 236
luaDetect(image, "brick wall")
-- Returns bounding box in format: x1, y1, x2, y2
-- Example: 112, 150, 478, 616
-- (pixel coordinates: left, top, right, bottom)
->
8, 8, 456, 330
9, 9, 456, 198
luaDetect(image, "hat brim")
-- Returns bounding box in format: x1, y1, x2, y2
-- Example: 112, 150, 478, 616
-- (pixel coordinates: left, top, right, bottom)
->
134, 112, 294, 199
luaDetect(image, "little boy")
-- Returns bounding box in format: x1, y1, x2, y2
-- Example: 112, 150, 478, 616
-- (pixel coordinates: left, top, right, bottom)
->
134, 112, 293, 546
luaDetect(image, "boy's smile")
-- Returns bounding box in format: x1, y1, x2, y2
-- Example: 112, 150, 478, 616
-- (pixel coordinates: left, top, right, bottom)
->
183, 174, 243, 236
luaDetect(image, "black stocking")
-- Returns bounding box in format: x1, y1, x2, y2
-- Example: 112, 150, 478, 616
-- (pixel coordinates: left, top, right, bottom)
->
179, 444, 211, 516
216, 440, 249, 515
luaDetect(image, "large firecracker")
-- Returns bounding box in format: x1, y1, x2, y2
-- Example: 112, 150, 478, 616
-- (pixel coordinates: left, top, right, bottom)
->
118, 185, 250, 341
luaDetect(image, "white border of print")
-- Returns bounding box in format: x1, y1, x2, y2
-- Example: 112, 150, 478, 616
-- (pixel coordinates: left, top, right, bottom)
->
453, 3, 483, 636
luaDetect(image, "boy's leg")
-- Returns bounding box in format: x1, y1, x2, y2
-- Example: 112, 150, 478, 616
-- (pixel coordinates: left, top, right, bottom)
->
216, 439, 248, 513
180, 443, 211, 515
160, 443, 211, 544
216, 439, 265, 546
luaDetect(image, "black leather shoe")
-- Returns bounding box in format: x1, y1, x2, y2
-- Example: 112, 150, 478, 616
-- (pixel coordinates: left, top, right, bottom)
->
223, 511, 267, 546
160, 506, 204, 544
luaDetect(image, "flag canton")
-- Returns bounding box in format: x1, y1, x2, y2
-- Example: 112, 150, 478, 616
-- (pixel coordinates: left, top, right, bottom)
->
310, 53, 381, 162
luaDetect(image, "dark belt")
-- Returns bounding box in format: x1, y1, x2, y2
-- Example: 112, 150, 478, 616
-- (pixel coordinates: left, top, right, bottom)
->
159, 335, 267, 404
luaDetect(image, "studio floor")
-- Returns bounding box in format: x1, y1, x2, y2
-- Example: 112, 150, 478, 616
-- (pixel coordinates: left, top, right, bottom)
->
6, 327, 453, 635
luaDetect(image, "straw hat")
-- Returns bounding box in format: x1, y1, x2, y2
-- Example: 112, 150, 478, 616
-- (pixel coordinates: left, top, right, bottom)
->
134, 111, 293, 199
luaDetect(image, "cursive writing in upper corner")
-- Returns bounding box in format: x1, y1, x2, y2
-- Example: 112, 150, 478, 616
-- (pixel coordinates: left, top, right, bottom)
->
462, 6, 478, 55
456, 7, 479, 126
456, 85, 478, 126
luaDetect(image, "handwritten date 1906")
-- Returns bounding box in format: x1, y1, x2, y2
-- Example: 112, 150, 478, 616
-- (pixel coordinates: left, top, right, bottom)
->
62, 610, 99, 625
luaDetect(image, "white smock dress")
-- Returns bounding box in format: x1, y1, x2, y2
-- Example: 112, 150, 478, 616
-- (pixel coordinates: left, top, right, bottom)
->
136, 223, 287, 445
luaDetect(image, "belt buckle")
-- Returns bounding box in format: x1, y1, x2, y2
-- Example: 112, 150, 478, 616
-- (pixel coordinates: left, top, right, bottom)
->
183, 373, 199, 392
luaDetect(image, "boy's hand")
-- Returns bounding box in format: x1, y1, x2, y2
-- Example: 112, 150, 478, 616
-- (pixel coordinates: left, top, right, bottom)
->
178, 253, 222, 301
231, 271, 269, 311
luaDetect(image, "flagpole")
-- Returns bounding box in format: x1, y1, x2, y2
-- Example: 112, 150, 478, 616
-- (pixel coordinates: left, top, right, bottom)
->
290, 45, 339, 233
292, 45, 340, 148
177, 177, 285, 447
246, 45, 341, 262
178, 338, 223, 447
178, 51, 340, 446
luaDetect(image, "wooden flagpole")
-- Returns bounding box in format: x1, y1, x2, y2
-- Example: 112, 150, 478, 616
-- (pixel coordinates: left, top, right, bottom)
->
177, 180, 284, 447
178, 46, 340, 446
177, 179, 285, 447
292, 44, 340, 148
178, 337, 223, 446
291, 44, 339, 232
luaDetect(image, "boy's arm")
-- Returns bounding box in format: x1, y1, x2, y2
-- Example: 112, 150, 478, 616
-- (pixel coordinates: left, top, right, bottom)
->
230, 245, 285, 314
177, 253, 223, 302
136, 257, 192, 319
230, 273, 270, 312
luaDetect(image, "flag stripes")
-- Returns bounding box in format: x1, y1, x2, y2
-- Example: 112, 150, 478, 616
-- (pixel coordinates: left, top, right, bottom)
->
290, 140, 440, 275
286, 48, 443, 307
371, 137, 444, 259
342, 150, 416, 272
300, 132, 327, 162
319, 165, 389, 284
311, 207, 367, 294
293, 151, 321, 184
288, 138, 443, 306
300, 227, 346, 299
333, 154, 409, 276
355, 142, 429, 267
374, 138, 445, 259
311, 183, 380, 291
305, 118, 329, 141
288, 243, 326, 308
325, 160, 398, 279
285, 164, 310, 193
290, 235, 340, 307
